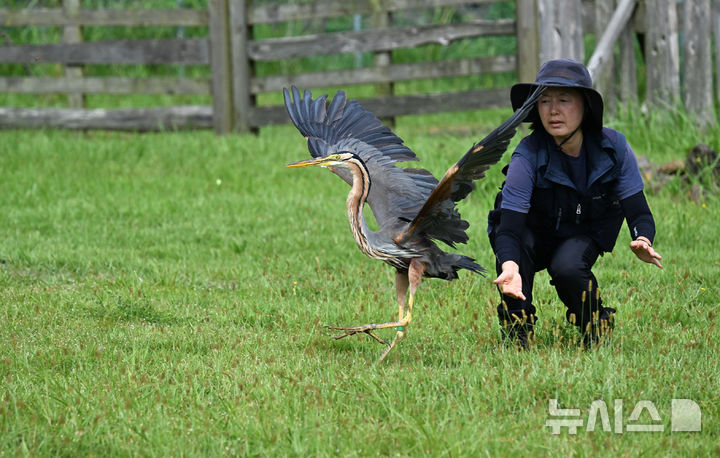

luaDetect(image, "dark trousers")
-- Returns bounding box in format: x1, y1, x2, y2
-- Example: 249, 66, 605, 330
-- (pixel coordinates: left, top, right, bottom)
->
493, 230, 603, 331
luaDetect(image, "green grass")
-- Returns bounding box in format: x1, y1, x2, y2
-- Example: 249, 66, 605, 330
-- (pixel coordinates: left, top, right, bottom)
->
1, 105, 719, 455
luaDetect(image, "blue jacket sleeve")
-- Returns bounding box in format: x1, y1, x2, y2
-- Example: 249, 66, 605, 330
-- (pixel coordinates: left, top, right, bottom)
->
500, 152, 535, 213
615, 140, 645, 200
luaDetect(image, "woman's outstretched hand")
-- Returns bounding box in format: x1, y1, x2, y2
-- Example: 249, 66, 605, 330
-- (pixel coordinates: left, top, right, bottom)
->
493, 261, 527, 300
630, 237, 663, 268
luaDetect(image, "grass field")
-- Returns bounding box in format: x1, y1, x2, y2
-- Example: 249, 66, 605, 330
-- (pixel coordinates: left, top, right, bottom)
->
1, 103, 719, 455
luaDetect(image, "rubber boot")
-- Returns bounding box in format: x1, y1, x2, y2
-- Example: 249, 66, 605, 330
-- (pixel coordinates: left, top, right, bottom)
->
581, 306, 616, 348
498, 303, 537, 350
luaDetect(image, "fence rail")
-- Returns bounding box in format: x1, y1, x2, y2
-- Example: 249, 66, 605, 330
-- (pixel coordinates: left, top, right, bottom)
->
251, 55, 517, 93
0, 77, 211, 95
0, 39, 210, 65
0, 0, 718, 133
0, 105, 213, 131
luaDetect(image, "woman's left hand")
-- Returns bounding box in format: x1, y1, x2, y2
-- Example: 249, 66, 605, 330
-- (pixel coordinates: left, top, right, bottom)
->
630, 238, 663, 268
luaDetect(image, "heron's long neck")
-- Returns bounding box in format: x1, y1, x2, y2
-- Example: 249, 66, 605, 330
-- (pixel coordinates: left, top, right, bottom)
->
345, 158, 373, 253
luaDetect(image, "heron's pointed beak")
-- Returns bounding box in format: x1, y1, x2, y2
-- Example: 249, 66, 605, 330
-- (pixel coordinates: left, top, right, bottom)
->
286, 157, 331, 168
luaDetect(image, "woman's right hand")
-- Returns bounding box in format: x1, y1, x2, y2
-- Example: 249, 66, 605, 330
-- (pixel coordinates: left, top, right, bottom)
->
630, 237, 663, 268
493, 261, 526, 300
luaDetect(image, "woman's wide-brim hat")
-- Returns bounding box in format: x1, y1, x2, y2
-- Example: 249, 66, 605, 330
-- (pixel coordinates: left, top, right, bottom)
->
511, 58, 604, 129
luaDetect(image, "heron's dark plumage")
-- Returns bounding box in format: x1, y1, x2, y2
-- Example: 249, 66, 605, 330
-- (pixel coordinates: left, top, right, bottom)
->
284, 85, 544, 280
284, 87, 430, 235
397, 85, 546, 245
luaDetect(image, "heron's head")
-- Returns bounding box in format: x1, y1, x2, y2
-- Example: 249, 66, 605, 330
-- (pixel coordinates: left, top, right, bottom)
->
286, 153, 354, 169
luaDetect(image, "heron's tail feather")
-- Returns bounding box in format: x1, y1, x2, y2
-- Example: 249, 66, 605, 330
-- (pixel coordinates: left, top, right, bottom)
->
455, 256, 486, 277
428, 254, 486, 280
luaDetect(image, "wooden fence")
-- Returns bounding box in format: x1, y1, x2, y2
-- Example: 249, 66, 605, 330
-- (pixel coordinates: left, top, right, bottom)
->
0, 0, 717, 133
543, 0, 719, 128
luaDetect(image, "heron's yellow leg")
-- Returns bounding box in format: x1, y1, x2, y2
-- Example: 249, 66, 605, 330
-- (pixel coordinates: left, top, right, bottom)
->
396, 270, 409, 321
327, 271, 410, 340
326, 319, 409, 338
325, 292, 412, 338
376, 260, 423, 362
327, 260, 424, 362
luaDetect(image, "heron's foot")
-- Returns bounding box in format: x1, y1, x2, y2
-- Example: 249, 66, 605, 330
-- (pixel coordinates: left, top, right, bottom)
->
326, 319, 407, 342
325, 318, 411, 362
325, 325, 389, 345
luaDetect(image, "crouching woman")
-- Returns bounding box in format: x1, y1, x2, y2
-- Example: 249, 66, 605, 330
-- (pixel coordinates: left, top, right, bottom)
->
488, 59, 663, 348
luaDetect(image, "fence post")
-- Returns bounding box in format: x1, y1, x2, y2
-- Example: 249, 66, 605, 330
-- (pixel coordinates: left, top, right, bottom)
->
537, 0, 584, 62
63, 0, 84, 108
593, 0, 616, 114
229, 0, 254, 133
644, 0, 680, 106
516, 0, 539, 82
586, 0, 639, 108
682, 0, 715, 127
371, 6, 394, 127
618, 8, 638, 103
208, 0, 233, 134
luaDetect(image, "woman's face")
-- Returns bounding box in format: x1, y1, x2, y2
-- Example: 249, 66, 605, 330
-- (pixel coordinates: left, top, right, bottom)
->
537, 87, 585, 141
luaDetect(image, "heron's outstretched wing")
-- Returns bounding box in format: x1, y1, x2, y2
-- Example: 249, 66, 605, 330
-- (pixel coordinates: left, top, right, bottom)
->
395, 85, 546, 246
284, 86, 436, 232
